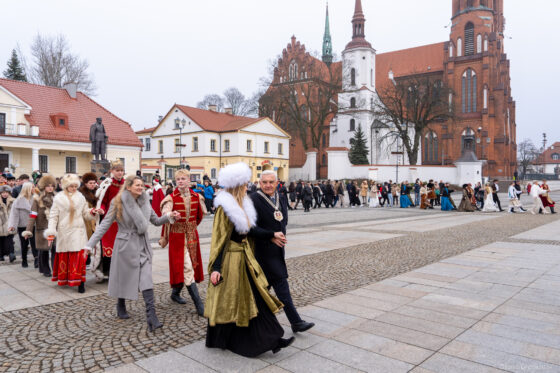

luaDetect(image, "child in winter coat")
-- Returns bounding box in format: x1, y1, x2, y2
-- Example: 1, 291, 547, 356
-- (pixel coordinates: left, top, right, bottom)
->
0, 185, 16, 262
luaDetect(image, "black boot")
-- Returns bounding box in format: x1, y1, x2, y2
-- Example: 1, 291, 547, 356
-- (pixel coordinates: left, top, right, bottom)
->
39, 251, 51, 277
186, 283, 204, 316
170, 284, 187, 304
272, 337, 295, 354
143, 289, 163, 332
117, 298, 130, 319
551, 206, 556, 214
291, 320, 315, 333
21, 246, 28, 268
9, 252, 16, 263
78, 282, 85, 293
34, 256, 39, 269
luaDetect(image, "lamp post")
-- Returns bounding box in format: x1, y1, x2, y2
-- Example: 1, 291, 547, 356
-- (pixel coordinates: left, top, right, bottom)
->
174, 117, 187, 169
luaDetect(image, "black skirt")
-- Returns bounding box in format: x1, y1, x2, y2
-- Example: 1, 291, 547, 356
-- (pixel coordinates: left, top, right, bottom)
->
206, 269, 284, 357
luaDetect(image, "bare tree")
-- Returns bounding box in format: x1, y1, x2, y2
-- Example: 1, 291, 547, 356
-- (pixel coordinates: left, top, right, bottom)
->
196, 94, 224, 112
196, 88, 259, 117
517, 138, 539, 178
372, 74, 454, 165
22, 34, 96, 95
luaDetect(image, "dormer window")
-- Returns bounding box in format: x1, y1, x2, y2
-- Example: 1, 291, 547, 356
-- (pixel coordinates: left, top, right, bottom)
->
50, 113, 69, 128
59, 118, 65, 126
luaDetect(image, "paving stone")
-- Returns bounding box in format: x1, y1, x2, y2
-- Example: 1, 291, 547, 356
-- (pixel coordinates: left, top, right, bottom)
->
347, 288, 414, 305
483, 313, 560, 335
472, 321, 560, 350
297, 305, 363, 327
308, 339, 412, 373
314, 297, 385, 319
136, 350, 215, 373
363, 283, 428, 299
392, 305, 478, 329
258, 346, 299, 365
254, 366, 292, 373
275, 350, 361, 373
357, 320, 450, 351
420, 352, 507, 373
493, 304, 560, 325
105, 363, 148, 372
374, 312, 465, 339
177, 340, 268, 373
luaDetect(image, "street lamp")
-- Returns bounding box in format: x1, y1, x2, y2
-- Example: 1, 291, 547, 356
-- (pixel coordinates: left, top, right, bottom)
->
174, 117, 187, 168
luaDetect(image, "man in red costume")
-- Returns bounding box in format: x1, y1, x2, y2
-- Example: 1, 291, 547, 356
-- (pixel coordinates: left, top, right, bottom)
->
95, 161, 125, 279
540, 180, 556, 214
160, 168, 204, 315
151, 177, 165, 217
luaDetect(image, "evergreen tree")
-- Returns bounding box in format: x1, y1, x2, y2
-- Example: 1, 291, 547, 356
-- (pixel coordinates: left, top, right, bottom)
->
349, 125, 369, 165
3, 49, 27, 81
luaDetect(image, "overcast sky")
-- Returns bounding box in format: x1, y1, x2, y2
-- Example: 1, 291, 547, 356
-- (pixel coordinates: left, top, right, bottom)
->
0, 0, 556, 148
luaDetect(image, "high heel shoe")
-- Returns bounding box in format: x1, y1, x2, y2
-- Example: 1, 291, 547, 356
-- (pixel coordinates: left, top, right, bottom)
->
117, 298, 130, 319
272, 337, 295, 354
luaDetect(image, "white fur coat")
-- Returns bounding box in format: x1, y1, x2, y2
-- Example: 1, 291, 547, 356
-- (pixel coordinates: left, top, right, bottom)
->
213, 191, 257, 234
46, 192, 94, 252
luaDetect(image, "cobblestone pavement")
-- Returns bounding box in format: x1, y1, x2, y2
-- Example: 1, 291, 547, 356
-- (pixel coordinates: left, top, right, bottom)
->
0, 205, 558, 372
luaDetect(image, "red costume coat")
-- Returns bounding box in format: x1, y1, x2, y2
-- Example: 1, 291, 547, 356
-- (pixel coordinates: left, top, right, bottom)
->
540, 184, 555, 207
100, 177, 124, 257
163, 188, 204, 286
151, 184, 165, 217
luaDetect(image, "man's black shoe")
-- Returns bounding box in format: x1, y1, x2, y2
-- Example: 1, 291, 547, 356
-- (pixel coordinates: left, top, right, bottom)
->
291, 320, 315, 333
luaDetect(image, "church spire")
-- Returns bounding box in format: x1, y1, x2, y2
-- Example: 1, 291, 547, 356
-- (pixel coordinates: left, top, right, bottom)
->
345, 0, 372, 50
322, 3, 333, 66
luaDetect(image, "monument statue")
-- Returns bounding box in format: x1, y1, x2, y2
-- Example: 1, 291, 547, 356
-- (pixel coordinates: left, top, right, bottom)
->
89, 117, 108, 161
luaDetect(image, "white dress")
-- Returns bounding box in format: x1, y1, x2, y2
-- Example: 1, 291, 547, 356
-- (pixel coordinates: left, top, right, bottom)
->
482, 193, 499, 212
369, 188, 380, 208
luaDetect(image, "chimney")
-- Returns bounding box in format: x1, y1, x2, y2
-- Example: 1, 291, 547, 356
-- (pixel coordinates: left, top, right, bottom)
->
208, 104, 217, 112
63, 82, 77, 99
224, 107, 233, 115
158, 115, 163, 122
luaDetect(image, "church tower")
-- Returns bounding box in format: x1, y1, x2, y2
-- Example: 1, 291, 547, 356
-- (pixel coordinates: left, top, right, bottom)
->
444, 0, 516, 178
322, 4, 333, 67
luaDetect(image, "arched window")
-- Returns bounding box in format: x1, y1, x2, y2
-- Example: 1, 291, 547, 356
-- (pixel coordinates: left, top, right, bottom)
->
289, 61, 298, 81
462, 68, 477, 113
449, 43, 454, 58
350, 97, 356, 108
462, 128, 476, 154
552, 153, 560, 160
350, 68, 356, 86
476, 34, 482, 53
457, 38, 462, 57
300, 104, 308, 120
484, 35, 488, 51
350, 119, 355, 131
465, 23, 475, 56
322, 133, 327, 147
423, 131, 439, 164
483, 85, 488, 109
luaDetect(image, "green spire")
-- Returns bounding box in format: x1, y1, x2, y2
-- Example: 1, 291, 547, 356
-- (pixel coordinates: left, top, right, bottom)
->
322, 3, 333, 66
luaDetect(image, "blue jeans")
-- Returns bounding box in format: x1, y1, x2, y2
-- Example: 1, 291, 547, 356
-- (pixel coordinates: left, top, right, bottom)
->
415, 192, 420, 206
387, 194, 393, 206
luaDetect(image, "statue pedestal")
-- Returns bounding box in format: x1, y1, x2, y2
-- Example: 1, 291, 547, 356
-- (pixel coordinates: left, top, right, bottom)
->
91, 160, 111, 178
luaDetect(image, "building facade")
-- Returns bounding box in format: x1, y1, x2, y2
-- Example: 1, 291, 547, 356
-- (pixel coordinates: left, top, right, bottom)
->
0, 79, 141, 177
137, 105, 290, 183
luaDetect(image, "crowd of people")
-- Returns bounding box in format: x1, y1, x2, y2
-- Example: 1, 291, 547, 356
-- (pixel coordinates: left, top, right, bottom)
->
0, 163, 556, 357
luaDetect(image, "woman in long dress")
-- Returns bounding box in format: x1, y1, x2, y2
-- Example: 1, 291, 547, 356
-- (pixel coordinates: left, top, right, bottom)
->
481, 183, 499, 212
369, 183, 380, 208
205, 162, 294, 357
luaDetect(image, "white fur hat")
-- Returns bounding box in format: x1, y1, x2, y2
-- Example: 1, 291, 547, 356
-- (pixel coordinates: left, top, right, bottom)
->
61, 173, 80, 190
218, 162, 252, 189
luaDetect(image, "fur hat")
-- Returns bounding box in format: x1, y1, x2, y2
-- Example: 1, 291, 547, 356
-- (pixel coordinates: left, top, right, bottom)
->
110, 160, 124, 170
81, 172, 98, 185
37, 174, 56, 191
0, 185, 12, 193
218, 162, 252, 189
61, 174, 80, 190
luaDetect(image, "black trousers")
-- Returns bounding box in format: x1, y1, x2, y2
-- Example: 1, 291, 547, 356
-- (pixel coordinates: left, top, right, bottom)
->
492, 193, 502, 210
270, 278, 302, 326
204, 198, 213, 213
313, 196, 321, 208
17, 227, 37, 262
0, 235, 14, 257
38, 246, 56, 275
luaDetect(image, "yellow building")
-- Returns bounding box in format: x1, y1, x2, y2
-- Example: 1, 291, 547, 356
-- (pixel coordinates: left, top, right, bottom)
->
136, 104, 290, 182
0, 79, 141, 177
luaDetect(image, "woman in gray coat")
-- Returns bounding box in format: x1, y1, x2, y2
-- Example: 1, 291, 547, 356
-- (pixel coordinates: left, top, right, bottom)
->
85, 175, 179, 332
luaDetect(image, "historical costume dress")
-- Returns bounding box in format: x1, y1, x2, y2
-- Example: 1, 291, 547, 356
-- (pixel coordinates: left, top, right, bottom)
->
205, 162, 292, 357
540, 182, 556, 214
150, 180, 165, 217
482, 185, 499, 212
420, 186, 429, 209
22, 175, 56, 276
399, 184, 411, 208
86, 182, 172, 330
45, 174, 95, 291
369, 184, 380, 208
160, 186, 205, 314
440, 186, 454, 211
457, 185, 476, 212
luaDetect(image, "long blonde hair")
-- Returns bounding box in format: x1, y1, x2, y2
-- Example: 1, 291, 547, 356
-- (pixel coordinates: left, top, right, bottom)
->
227, 184, 250, 228
18, 182, 34, 201
113, 175, 143, 222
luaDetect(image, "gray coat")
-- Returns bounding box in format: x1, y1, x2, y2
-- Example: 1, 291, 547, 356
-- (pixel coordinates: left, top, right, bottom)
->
7, 196, 31, 229
86, 190, 169, 300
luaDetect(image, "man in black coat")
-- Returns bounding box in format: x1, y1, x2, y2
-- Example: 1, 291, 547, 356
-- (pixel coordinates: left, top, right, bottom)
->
250, 171, 314, 333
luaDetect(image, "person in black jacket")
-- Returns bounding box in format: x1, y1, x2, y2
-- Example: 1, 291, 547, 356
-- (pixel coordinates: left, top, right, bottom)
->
250, 171, 314, 333
312, 183, 322, 208
294, 181, 303, 209
302, 183, 313, 212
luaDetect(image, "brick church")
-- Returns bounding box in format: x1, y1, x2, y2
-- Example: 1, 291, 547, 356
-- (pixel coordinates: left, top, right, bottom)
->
261, 0, 516, 180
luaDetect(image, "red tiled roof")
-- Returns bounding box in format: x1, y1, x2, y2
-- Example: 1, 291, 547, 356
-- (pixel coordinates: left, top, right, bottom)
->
376, 42, 445, 89
538, 142, 560, 164
136, 126, 156, 134
0, 78, 141, 147
175, 105, 262, 132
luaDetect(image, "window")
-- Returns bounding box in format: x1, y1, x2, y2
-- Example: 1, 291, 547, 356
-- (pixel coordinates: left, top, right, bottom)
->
211, 168, 217, 178
65, 156, 76, 173
145, 138, 151, 151
462, 68, 477, 113
247, 140, 252, 152
484, 35, 488, 52
59, 118, 65, 126
449, 43, 454, 58
483, 86, 488, 109
350, 97, 356, 108
423, 132, 439, 164
278, 143, 283, 155
457, 38, 462, 57
210, 139, 216, 152
289, 61, 298, 81
350, 119, 356, 131
465, 23, 474, 56
39, 155, 48, 172
322, 133, 327, 147
174, 138, 181, 153
119, 158, 125, 171
552, 153, 560, 161
224, 139, 230, 152
322, 154, 327, 165
264, 141, 270, 153
158, 140, 163, 154
192, 137, 199, 151
350, 68, 356, 86
476, 34, 482, 53
167, 167, 174, 180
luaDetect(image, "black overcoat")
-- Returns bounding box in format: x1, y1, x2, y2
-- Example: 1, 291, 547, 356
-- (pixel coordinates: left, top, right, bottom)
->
249, 191, 289, 282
